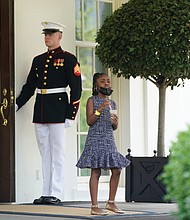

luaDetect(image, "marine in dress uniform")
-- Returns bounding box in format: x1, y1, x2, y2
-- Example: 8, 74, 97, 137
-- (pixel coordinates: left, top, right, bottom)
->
16, 21, 82, 204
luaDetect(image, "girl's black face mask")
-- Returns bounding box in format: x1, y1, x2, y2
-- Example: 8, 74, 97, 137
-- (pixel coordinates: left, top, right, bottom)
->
99, 87, 113, 96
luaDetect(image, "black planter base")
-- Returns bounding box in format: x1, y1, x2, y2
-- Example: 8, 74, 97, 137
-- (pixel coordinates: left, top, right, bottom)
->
125, 150, 168, 202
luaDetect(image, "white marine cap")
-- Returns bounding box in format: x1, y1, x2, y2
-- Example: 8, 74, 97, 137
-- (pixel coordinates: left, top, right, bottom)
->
41, 21, 67, 34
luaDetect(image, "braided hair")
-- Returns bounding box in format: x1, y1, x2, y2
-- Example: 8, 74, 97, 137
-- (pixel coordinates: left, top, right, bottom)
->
92, 72, 108, 96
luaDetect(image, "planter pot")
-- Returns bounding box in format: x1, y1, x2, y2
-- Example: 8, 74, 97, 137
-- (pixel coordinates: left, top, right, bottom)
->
125, 149, 168, 202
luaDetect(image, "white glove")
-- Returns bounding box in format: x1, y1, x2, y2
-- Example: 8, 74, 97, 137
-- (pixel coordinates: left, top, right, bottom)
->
64, 119, 74, 128
15, 104, 18, 112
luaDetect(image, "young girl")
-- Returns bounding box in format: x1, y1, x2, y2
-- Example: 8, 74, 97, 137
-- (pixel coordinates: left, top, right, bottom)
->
76, 73, 130, 215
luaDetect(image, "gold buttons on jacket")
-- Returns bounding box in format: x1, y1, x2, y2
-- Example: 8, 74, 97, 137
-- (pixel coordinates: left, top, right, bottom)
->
43, 55, 50, 86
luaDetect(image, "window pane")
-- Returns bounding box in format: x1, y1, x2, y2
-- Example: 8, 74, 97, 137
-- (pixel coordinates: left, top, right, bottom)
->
99, 2, 112, 28
75, 0, 82, 40
80, 90, 92, 132
84, 0, 96, 41
81, 168, 91, 176
78, 47, 93, 88
102, 169, 109, 176
95, 54, 108, 74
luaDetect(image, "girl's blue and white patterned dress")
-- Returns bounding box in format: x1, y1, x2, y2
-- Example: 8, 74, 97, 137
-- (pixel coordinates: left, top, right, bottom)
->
76, 95, 130, 169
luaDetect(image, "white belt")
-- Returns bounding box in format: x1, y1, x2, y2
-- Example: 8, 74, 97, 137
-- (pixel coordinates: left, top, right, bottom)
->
37, 88, 66, 94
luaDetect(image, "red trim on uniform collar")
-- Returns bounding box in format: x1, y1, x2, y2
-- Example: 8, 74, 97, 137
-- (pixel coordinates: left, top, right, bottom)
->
48, 46, 62, 54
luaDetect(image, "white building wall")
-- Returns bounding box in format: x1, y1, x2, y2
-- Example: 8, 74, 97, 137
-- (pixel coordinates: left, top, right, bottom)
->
165, 80, 190, 152
146, 81, 158, 156
145, 80, 190, 157
129, 78, 147, 156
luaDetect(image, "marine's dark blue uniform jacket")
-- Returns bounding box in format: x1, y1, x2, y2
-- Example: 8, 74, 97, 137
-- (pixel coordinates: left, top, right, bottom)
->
16, 46, 82, 123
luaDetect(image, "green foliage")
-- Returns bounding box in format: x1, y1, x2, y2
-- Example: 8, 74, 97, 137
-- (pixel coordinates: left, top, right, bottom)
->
96, 0, 190, 88
161, 125, 190, 220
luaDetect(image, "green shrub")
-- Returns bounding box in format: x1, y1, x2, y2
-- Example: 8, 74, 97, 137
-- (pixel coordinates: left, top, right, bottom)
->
161, 125, 190, 220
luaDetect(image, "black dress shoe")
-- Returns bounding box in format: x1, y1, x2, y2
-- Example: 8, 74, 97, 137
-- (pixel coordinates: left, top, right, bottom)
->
33, 196, 47, 204
44, 196, 61, 204
33, 196, 61, 205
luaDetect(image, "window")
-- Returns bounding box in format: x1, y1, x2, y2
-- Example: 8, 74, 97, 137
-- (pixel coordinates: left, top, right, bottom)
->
75, 0, 113, 178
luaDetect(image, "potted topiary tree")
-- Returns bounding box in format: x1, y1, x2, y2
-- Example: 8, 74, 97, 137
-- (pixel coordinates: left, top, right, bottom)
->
95, 0, 190, 202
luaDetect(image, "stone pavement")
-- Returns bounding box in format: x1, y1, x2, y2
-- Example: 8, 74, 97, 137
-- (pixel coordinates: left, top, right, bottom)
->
64, 201, 177, 219
0, 201, 177, 220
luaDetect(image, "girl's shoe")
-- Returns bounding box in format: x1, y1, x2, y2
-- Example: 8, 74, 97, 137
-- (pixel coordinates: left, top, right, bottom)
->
106, 200, 125, 214
91, 205, 109, 215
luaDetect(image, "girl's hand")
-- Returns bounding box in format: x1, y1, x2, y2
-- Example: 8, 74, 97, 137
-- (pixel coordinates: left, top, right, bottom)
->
111, 114, 118, 130
111, 114, 118, 124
